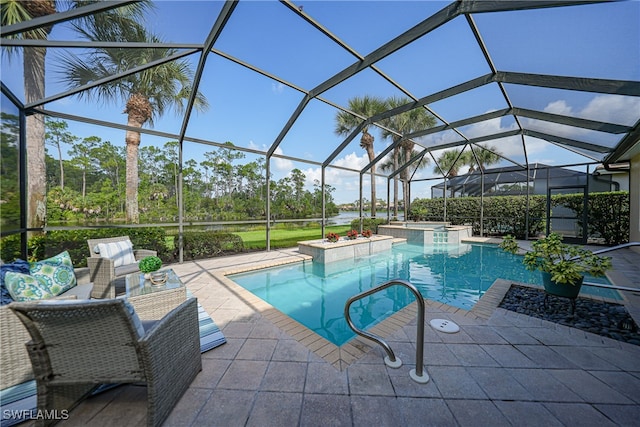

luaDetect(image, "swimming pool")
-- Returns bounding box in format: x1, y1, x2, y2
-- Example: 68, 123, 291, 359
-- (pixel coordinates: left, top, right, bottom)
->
229, 242, 618, 346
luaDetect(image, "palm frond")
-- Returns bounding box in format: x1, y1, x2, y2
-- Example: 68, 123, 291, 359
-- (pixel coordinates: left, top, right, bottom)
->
56, 12, 208, 125
1, 0, 49, 57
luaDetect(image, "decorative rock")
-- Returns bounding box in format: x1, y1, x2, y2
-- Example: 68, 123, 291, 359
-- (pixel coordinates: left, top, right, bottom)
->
499, 285, 640, 346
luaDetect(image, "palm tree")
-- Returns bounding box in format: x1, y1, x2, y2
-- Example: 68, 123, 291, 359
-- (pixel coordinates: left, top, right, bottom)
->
58, 17, 209, 223
1, 1, 151, 229
2, 0, 55, 231
380, 145, 430, 214
335, 96, 387, 217
467, 145, 501, 172
433, 148, 467, 197
381, 96, 436, 217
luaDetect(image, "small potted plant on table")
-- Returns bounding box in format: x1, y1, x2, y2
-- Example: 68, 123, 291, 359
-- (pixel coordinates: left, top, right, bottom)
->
501, 233, 612, 312
139, 255, 165, 284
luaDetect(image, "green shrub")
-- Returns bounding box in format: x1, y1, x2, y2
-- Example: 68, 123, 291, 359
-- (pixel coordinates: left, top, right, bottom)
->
410, 196, 545, 238
350, 217, 387, 233
0, 234, 22, 262
552, 191, 629, 245
1, 227, 167, 266
178, 231, 244, 261
410, 192, 629, 242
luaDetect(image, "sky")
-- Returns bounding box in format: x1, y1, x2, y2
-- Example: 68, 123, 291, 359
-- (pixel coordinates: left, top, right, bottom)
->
2, 0, 639, 204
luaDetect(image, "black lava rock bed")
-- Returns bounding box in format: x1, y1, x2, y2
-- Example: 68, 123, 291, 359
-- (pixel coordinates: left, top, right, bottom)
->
499, 284, 640, 346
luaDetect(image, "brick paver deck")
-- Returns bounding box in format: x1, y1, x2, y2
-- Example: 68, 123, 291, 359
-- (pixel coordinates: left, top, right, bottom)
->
41, 244, 640, 426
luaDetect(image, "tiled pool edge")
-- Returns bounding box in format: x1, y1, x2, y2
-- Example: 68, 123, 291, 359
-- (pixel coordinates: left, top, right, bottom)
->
211, 240, 634, 370
214, 255, 486, 370
213, 264, 634, 370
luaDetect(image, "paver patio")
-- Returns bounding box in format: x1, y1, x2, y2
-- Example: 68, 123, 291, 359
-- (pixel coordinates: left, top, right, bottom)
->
22, 244, 640, 426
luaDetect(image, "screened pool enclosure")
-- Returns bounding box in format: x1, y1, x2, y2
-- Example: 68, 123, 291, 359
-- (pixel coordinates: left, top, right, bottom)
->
1, 0, 639, 259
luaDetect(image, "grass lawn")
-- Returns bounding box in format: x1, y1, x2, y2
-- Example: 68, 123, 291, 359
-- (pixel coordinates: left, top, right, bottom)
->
235, 225, 353, 250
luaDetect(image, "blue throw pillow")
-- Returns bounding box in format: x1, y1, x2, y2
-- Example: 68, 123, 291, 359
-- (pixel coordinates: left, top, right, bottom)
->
0, 259, 31, 305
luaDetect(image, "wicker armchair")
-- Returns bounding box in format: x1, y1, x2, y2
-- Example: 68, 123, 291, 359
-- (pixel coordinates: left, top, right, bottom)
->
9, 297, 201, 427
87, 236, 157, 299
0, 270, 93, 390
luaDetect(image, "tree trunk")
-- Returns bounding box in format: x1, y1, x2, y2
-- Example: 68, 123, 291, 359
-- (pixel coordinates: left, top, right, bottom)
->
25, 46, 47, 232
366, 145, 376, 218
81, 170, 86, 199
392, 145, 399, 218
361, 131, 376, 218
56, 142, 64, 189
403, 145, 412, 212
125, 117, 142, 223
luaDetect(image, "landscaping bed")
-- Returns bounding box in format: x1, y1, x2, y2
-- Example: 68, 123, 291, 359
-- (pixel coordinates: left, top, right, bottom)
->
499, 284, 640, 346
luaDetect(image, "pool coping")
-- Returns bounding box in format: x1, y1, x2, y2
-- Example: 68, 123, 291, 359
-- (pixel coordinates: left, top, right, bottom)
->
215, 254, 488, 370
213, 239, 634, 370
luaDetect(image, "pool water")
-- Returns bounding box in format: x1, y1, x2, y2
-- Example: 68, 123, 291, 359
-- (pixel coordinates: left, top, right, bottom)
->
229, 243, 618, 346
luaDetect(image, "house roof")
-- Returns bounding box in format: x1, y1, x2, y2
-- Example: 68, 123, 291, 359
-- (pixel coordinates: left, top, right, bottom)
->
430, 163, 589, 190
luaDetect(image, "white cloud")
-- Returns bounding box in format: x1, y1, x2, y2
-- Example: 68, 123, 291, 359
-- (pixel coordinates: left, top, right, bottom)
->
421, 95, 637, 166
271, 82, 285, 94
577, 94, 639, 126
246, 141, 294, 173
247, 140, 260, 150
272, 146, 294, 171
522, 94, 637, 145
299, 151, 384, 204
463, 116, 518, 139
247, 93, 635, 202
543, 100, 573, 116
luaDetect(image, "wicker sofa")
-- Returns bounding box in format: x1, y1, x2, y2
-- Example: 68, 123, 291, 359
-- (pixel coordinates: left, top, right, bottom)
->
87, 236, 157, 299
0, 268, 93, 390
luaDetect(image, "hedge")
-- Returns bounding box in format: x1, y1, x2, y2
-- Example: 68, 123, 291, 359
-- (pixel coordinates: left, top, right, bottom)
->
410, 195, 546, 238
178, 231, 244, 261
410, 191, 629, 243
0, 227, 167, 266
349, 217, 388, 234
551, 191, 629, 245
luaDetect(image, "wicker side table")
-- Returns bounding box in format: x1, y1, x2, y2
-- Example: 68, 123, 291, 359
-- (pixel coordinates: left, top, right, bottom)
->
125, 269, 187, 321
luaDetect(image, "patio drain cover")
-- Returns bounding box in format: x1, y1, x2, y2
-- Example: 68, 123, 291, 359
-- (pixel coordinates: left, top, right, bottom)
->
430, 319, 460, 334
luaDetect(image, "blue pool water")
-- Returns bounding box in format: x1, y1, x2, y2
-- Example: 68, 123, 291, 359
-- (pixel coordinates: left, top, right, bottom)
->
229, 243, 618, 346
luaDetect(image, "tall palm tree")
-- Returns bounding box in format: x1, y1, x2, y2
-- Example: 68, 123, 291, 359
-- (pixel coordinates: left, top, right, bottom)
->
2, 0, 55, 231
335, 96, 386, 217
380, 145, 430, 213
1, 1, 151, 229
58, 17, 209, 223
381, 96, 436, 217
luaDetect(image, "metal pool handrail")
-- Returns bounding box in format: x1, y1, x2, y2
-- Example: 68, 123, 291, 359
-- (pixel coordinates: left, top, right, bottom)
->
344, 279, 429, 383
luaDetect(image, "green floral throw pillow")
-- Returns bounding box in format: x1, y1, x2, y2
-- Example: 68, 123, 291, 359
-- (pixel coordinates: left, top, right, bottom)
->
5, 271, 55, 302
34, 250, 74, 269
29, 251, 77, 296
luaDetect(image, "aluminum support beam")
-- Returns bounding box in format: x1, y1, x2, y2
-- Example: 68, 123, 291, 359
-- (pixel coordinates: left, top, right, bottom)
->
1, 1, 138, 37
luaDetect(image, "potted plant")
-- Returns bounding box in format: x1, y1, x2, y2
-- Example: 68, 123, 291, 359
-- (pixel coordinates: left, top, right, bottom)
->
346, 229, 358, 240
500, 233, 612, 300
139, 255, 163, 280
325, 232, 340, 243
361, 229, 372, 238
